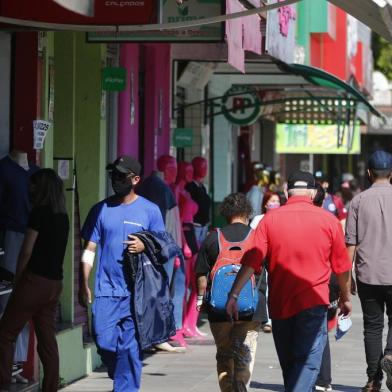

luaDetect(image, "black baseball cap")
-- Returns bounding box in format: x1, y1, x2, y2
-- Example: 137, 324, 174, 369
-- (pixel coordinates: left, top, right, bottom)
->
287, 170, 317, 190
106, 156, 141, 176
368, 150, 392, 170
314, 170, 328, 182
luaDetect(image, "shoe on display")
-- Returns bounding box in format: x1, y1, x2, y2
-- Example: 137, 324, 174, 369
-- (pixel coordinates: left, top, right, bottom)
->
155, 342, 186, 353
361, 379, 382, 392
315, 384, 333, 391
14, 373, 29, 384
169, 330, 188, 348
382, 355, 392, 391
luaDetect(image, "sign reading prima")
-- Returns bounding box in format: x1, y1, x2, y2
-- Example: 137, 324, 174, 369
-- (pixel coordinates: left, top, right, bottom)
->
221, 86, 261, 126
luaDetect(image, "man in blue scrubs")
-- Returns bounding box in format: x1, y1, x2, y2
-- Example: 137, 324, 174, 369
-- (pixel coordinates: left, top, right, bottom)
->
80, 156, 165, 392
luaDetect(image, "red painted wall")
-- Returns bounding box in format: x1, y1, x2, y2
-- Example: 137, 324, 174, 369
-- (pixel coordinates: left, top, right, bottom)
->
310, 33, 322, 68
118, 44, 140, 159
309, 6, 364, 86
143, 44, 171, 176
321, 7, 347, 80
12, 32, 39, 163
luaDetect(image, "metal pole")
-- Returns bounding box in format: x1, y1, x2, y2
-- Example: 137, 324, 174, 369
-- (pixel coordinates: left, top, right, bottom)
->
309, 153, 314, 174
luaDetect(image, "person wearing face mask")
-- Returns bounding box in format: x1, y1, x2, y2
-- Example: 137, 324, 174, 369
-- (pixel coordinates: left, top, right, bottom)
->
250, 191, 282, 333
79, 156, 167, 392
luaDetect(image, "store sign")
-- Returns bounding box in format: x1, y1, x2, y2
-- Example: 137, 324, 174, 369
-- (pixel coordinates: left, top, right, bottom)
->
173, 128, 193, 147
221, 86, 261, 126
265, 0, 296, 63
87, 0, 223, 42
275, 123, 361, 154
0, 0, 157, 25
33, 120, 51, 150
102, 67, 126, 91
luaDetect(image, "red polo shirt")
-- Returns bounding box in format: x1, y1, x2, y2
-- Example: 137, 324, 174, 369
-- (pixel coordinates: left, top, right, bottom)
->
242, 196, 351, 320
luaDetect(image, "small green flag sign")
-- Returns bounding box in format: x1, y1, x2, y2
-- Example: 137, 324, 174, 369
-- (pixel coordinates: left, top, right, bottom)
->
173, 128, 193, 147
102, 67, 126, 91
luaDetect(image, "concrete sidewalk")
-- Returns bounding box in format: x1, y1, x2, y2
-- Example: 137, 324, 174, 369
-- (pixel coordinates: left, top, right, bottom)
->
62, 297, 382, 392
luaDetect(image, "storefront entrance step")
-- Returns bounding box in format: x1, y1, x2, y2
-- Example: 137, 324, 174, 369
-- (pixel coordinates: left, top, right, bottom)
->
9, 382, 39, 392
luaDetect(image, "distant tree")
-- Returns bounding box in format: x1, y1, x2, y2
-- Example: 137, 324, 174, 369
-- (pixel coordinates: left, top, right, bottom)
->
373, 33, 392, 80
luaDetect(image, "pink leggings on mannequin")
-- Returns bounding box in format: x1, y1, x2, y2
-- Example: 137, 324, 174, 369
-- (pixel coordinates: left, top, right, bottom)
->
182, 256, 206, 338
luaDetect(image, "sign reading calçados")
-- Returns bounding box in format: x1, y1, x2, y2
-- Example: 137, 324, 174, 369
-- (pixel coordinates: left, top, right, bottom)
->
87, 0, 223, 43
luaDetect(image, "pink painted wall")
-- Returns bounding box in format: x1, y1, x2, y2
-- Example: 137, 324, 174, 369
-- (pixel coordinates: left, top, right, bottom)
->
117, 43, 139, 158
143, 43, 171, 176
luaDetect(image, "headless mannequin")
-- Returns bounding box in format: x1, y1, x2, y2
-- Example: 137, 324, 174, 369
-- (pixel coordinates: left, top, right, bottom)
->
186, 157, 211, 246
9, 150, 29, 171
177, 162, 205, 338
156, 155, 187, 347
0, 149, 34, 379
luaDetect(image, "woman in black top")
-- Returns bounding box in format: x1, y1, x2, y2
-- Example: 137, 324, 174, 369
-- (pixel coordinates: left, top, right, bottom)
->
0, 169, 69, 392
196, 193, 260, 392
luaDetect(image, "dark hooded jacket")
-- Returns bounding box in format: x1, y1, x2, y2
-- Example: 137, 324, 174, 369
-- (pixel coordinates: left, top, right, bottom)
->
129, 230, 182, 350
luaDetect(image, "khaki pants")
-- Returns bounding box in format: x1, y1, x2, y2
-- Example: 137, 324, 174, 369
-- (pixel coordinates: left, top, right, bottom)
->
210, 321, 260, 392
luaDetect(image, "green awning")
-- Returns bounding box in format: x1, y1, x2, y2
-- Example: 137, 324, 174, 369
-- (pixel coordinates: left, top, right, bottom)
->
280, 63, 381, 117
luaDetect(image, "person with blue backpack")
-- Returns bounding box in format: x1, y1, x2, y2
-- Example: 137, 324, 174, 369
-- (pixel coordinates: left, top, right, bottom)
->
226, 170, 353, 392
196, 193, 261, 392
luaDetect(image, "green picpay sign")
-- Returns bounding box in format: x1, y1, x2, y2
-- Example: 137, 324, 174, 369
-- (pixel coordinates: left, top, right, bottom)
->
102, 67, 126, 91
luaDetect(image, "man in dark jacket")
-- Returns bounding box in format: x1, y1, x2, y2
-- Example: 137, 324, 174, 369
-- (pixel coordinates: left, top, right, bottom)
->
79, 156, 169, 392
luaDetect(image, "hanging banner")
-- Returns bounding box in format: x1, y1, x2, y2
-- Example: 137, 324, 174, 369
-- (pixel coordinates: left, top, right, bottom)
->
87, 0, 224, 42
265, 0, 296, 63
0, 0, 157, 25
275, 123, 361, 154
33, 120, 51, 150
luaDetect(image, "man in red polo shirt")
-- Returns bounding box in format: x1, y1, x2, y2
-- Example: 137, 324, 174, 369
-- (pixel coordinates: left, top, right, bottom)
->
226, 170, 352, 392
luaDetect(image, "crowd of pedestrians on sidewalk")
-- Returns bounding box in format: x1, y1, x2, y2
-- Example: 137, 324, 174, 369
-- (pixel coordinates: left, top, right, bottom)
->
1, 150, 392, 392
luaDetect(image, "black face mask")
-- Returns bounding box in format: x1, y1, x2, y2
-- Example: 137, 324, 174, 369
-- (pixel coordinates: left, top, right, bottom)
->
111, 178, 133, 196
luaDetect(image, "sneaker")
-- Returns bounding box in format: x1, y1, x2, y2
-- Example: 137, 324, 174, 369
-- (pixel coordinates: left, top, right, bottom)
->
155, 342, 186, 353
315, 385, 332, 391
361, 379, 382, 392
14, 374, 28, 384
382, 355, 392, 391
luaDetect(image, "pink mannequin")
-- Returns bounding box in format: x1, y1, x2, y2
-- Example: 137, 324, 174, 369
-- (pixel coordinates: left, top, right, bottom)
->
176, 161, 205, 338
156, 155, 188, 348
157, 155, 192, 259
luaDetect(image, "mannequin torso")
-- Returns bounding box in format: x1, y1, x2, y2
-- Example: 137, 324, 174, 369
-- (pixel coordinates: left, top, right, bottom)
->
9, 150, 29, 171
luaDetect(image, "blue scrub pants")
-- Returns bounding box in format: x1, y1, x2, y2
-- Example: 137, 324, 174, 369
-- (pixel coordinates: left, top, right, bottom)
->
92, 297, 142, 392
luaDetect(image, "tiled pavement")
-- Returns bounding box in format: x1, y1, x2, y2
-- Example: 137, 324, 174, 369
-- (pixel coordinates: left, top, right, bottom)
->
62, 296, 386, 392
